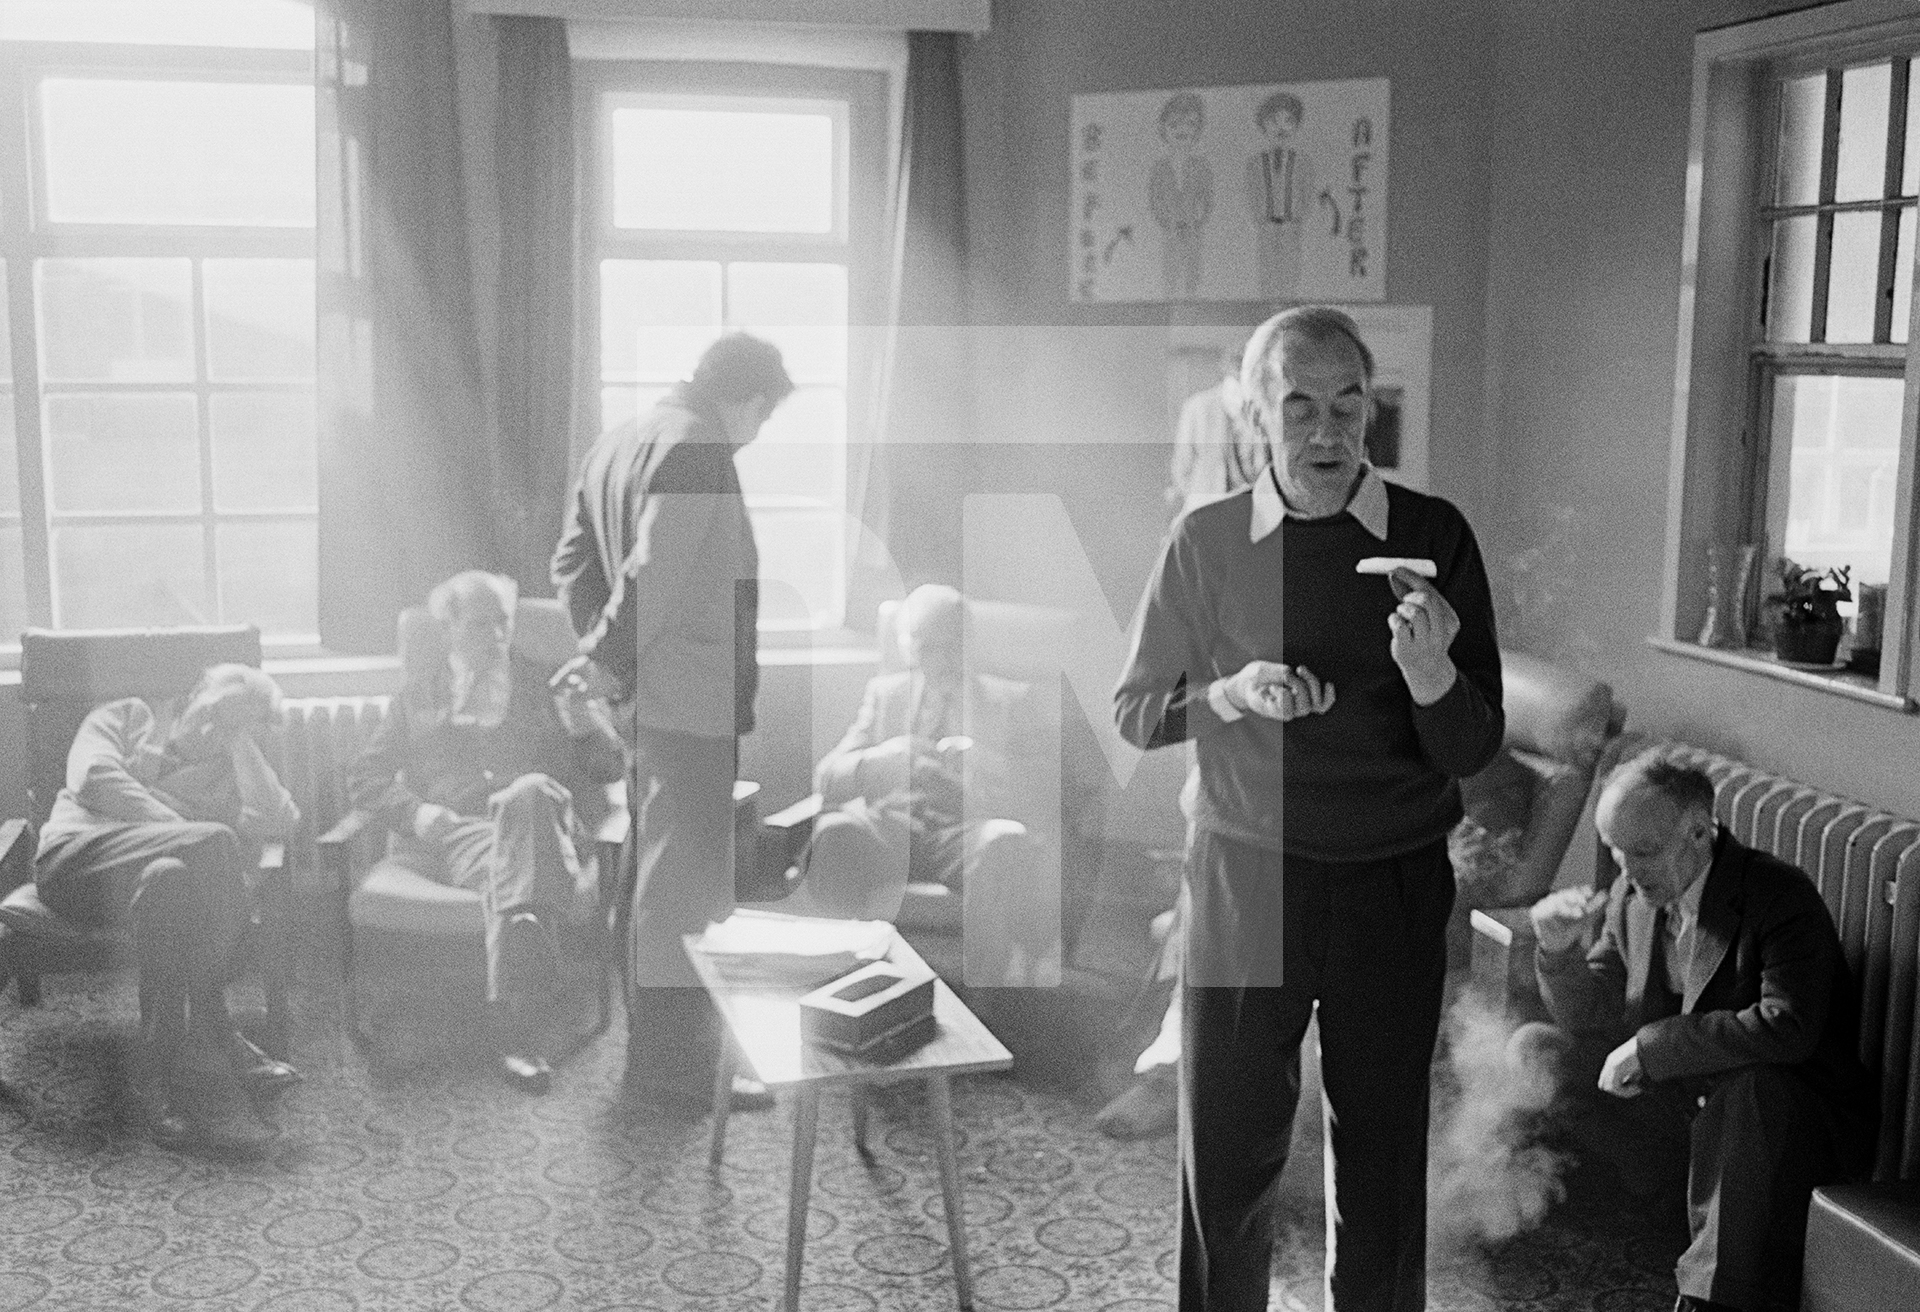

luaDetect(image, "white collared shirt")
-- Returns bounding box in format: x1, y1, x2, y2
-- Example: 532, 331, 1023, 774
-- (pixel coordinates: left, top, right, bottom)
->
1248, 463, 1390, 544
1662, 858, 1711, 992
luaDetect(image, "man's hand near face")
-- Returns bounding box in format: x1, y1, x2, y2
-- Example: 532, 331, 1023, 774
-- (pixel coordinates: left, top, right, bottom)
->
1387, 567, 1461, 706
1597, 1036, 1645, 1098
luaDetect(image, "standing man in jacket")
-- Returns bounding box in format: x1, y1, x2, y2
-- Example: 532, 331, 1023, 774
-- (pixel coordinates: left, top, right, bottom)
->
1114, 305, 1504, 1311
551, 332, 791, 1110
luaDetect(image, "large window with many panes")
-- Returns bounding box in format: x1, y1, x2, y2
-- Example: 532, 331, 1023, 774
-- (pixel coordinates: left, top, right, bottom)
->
0, 0, 316, 656
1668, 2, 1920, 707
583, 61, 884, 634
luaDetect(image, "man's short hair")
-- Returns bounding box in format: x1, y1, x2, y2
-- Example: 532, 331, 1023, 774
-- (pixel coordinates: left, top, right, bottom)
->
427, 570, 517, 629
1605, 750, 1717, 822
1240, 305, 1376, 407
689, 333, 795, 408
1255, 91, 1304, 133
1159, 91, 1205, 137
194, 662, 281, 721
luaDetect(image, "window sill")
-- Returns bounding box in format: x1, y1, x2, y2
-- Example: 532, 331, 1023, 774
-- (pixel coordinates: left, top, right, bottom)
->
1646, 636, 1915, 713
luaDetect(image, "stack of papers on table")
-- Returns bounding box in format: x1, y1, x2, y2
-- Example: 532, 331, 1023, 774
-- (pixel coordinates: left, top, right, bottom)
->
691, 909, 896, 989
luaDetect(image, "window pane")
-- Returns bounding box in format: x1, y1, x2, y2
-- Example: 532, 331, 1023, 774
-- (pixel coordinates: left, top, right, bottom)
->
737, 388, 846, 506
217, 520, 315, 639
0, 524, 25, 650
1825, 210, 1884, 342
600, 260, 720, 382
1895, 206, 1914, 343
751, 508, 844, 630
210, 393, 315, 511
41, 78, 314, 227
599, 385, 669, 435
1772, 374, 1904, 585
1907, 59, 1920, 196
1834, 62, 1891, 203
726, 263, 847, 386
37, 258, 193, 383
0, 393, 15, 516
1776, 73, 1826, 207
52, 523, 208, 628
611, 106, 834, 234
1766, 216, 1817, 342
44, 394, 199, 513
0, 0, 314, 49
204, 258, 314, 382
0, 258, 10, 384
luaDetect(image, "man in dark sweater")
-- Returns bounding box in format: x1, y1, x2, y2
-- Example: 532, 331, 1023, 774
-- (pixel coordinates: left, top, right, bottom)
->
1115, 306, 1504, 1312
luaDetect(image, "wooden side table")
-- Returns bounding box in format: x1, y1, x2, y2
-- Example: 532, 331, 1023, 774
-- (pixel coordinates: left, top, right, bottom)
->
683, 930, 1013, 1312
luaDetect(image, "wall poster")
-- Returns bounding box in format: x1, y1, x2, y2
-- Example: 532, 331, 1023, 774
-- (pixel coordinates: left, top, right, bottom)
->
1072, 78, 1389, 305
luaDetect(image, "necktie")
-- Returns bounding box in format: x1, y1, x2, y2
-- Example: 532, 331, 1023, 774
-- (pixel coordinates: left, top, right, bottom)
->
1649, 905, 1683, 1006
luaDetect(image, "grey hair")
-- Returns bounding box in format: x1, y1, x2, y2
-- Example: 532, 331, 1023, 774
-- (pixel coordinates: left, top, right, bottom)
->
1240, 305, 1377, 411
1603, 749, 1717, 822
427, 570, 517, 628
193, 662, 281, 720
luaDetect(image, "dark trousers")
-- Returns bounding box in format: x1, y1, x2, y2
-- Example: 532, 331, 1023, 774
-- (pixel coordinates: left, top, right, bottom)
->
1179, 831, 1455, 1312
624, 725, 736, 1094
1556, 1036, 1851, 1312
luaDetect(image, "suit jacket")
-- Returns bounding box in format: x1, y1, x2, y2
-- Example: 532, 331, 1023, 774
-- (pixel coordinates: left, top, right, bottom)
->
1537, 829, 1873, 1118
814, 670, 1053, 834
550, 384, 759, 738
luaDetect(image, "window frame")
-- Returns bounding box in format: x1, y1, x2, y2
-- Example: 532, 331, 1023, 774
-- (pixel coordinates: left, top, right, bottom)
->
0, 36, 316, 658
1662, 0, 1920, 711
576, 58, 888, 638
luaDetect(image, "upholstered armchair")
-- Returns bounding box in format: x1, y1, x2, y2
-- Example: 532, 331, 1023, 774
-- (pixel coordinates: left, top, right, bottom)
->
0, 625, 293, 1057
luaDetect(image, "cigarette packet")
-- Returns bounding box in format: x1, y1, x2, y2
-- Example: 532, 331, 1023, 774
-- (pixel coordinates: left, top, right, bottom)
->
1356, 557, 1437, 578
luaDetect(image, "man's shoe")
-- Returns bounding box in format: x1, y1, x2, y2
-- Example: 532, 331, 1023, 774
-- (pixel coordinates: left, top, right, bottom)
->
1093, 1066, 1177, 1140
144, 1094, 196, 1152
498, 1052, 552, 1095
188, 1104, 278, 1155
228, 1033, 302, 1097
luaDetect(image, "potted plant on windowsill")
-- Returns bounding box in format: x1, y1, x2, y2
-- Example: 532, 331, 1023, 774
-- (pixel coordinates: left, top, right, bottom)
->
1765, 558, 1851, 666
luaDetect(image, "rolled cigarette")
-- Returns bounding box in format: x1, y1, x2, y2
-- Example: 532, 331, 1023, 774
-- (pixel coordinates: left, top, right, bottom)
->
1356, 557, 1437, 578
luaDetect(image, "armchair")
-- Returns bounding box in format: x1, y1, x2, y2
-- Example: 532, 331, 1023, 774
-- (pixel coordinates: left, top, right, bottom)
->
319, 597, 630, 1060
0, 625, 293, 1058
1458, 649, 1627, 1011
759, 597, 1103, 988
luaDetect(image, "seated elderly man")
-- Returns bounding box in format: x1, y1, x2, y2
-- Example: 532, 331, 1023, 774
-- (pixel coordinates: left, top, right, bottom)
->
792, 585, 1058, 983
348, 571, 626, 1094
1524, 752, 1875, 1312
34, 662, 301, 1153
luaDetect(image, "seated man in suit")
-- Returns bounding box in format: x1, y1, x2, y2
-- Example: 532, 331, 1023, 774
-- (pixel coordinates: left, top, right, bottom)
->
792, 584, 1059, 984
348, 571, 626, 1094
1526, 751, 1874, 1312
34, 662, 302, 1153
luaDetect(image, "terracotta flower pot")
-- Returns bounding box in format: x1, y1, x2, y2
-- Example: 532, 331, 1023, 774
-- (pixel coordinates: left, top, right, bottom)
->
1773, 620, 1843, 665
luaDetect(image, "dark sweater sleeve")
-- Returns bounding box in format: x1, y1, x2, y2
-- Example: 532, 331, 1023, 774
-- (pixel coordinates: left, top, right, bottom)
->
1409, 508, 1504, 778
1115, 523, 1238, 750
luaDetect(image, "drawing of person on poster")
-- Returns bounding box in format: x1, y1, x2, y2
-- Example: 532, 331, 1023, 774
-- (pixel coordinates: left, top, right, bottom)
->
1147, 91, 1214, 300
1244, 91, 1317, 300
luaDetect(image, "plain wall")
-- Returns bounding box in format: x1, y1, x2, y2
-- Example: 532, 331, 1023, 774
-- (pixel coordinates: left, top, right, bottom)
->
1480, 0, 1920, 820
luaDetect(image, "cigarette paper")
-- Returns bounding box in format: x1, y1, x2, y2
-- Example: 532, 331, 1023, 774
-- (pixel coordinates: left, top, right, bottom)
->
1356, 557, 1437, 577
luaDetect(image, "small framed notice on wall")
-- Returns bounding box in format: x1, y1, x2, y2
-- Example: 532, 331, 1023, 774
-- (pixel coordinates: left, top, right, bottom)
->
1071, 78, 1389, 305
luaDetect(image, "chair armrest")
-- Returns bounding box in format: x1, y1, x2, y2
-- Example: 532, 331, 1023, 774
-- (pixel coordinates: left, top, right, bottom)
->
760, 793, 825, 893
1, 817, 32, 898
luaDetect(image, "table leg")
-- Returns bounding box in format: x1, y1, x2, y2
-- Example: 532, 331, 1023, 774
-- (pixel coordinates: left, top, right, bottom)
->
928, 1073, 973, 1311
851, 1082, 869, 1157
784, 1086, 820, 1312
708, 1040, 735, 1168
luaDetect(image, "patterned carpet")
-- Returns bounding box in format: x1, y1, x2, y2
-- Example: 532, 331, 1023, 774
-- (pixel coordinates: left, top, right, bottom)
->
0, 964, 1691, 1312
